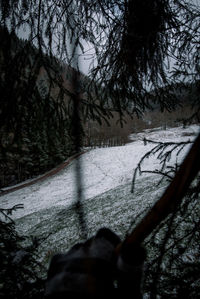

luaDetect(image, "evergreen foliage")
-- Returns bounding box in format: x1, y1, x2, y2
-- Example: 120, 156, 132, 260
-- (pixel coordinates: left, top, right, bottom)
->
0, 0, 199, 118
0, 205, 45, 298
0, 0, 200, 298
131, 138, 200, 298
0, 27, 76, 187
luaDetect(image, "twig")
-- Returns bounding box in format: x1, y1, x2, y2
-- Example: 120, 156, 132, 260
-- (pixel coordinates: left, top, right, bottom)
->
118, 132, 200, 251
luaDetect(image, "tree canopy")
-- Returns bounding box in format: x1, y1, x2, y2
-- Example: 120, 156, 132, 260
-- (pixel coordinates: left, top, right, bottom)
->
0, 0, 199, 119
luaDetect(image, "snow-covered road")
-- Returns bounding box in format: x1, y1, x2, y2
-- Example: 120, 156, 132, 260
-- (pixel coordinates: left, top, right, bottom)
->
0, 124, 199, 263
1, 125, 199, 222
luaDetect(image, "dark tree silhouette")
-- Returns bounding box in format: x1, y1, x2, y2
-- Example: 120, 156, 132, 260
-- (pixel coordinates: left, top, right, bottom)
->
0, 0, 199, 115
0, 0, 200, 298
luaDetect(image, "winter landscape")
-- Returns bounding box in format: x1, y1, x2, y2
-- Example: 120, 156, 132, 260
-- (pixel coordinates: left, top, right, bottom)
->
1, 124, 199, 265
1, 1, 200, 297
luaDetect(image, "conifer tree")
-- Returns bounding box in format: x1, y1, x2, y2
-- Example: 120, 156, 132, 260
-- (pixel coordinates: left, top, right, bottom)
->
0, 1, 199, 298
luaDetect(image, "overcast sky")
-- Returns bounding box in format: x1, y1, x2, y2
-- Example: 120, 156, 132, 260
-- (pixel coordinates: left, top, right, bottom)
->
16, 0, 200, 76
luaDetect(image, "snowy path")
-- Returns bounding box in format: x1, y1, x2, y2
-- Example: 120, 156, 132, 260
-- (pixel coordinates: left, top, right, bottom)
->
1, 125, 199, 220
1, 144, 153, 219
0, 125, 199, 259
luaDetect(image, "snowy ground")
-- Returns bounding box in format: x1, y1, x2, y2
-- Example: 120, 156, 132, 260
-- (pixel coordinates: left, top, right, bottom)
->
1, 124, 199, 263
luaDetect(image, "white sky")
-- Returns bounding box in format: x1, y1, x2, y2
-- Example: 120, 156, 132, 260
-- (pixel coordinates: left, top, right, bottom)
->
15, 0, 200, 76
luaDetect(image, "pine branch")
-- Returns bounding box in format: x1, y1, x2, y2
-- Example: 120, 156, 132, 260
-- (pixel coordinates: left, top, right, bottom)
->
125, 132, 200, 246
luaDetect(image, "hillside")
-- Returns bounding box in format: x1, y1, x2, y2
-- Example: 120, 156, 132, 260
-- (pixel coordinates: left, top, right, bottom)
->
84, 83, 200, 148
1, 124, 199, 254
1, 123, 199, 299
1, 27, 199, 189
0, 27, 89, 188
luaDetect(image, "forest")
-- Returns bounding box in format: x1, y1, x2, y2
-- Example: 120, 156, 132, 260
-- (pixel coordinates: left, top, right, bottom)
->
0, 0, 200, 298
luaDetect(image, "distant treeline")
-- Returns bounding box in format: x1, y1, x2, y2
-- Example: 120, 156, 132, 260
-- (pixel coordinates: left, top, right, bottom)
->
0, 27, 78, 188
0, 27, 199, 187
84, 83, 199, 147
